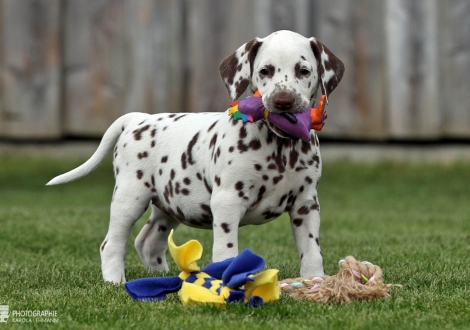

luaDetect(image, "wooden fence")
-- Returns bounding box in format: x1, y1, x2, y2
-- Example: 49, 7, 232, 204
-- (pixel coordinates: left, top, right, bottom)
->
0, 0, 469, 140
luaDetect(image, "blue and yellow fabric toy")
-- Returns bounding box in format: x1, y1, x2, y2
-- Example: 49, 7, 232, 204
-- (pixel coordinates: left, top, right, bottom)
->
125, 230, 280, 307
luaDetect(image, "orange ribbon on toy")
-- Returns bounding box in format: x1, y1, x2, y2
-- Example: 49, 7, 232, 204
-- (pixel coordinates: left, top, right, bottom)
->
311, 94, 327, 131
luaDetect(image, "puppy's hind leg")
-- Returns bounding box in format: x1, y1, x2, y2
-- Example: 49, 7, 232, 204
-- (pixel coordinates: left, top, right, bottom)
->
100, 182, 151, 284
134, 202, 180, 272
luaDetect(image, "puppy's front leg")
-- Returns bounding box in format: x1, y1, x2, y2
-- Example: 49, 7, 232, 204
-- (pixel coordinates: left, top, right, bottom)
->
210, 191, 247, 262
289, 197, 324, 277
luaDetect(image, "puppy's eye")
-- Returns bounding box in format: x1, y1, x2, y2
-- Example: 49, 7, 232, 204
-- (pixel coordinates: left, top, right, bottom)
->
300, 68, 310, 75
259, 68, 269, 76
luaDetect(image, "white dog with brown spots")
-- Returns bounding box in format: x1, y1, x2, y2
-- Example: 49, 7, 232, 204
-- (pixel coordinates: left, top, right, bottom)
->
48, 30, 344, 284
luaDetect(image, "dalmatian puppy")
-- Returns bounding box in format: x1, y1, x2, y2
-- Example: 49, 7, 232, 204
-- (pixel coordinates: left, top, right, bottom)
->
48, 30, 344, 284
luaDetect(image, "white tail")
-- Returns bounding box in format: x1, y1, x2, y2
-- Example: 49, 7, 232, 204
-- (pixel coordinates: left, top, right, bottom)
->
47, 113, 136, 186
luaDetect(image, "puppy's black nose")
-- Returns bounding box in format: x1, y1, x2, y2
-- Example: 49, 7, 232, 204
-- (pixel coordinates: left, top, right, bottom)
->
273, 92, 294, 110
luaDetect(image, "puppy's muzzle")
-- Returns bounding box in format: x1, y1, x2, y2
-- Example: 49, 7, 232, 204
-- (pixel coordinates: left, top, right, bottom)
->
273, 91, 298, 124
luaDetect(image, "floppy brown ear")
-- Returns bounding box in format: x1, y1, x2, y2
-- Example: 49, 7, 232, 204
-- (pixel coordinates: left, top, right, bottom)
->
219, 38, 263, 101
310, 38, 345, 97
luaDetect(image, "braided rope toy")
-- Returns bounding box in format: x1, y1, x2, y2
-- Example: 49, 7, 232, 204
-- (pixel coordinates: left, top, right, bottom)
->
279, 256, 400, 304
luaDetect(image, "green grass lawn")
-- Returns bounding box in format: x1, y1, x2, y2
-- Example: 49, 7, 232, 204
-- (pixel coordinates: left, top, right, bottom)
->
0, 154, 469, 329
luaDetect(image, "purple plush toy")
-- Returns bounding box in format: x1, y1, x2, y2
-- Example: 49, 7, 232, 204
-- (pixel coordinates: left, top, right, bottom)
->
229, 90, 327, 142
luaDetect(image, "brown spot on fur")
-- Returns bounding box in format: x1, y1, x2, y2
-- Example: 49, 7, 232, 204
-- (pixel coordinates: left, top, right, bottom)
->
207, 120, 218, 132
267, 163, 277, 170
200, 204, 211, 213
297, 206, 310, 215
278, 194, 288, 206
237, 140, 249, 153
174, 114, 187, 122
251, 186, 266, 207
239, 126, 247, 139
133, 125, 150, 140
204, 178, 212, 194
293, 218, 303, 227
181, 153, 187, 169
209, 133, 218, 150
187, 132, 200, 165
249, 139, 262, 150
221, 223, 230, 233
311, 203, 319, 211
262, 211, 282, 220
175, 182, 181, 194
289, 149, 299, 168
272, 175, 284, 185
138, 152, 148, 159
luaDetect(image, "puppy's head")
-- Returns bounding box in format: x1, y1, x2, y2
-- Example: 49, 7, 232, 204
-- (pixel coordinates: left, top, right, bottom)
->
220, 30, 344, 116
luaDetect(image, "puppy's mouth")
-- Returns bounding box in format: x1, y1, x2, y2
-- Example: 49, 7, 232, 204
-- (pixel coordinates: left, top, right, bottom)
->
278, 112, 298, 124
264, 107, 312, 141
230, 89, 313, 141
260, 94, 312, 140
266, 120, 294, 139
263, 99, 309, 125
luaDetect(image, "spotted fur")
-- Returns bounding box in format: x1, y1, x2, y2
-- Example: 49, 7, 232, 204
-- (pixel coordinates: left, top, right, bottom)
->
48, 30, 344, 284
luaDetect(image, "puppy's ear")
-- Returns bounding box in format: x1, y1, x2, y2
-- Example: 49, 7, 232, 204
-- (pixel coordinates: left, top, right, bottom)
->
219, 38, 263, 101
310, 38, 345, 98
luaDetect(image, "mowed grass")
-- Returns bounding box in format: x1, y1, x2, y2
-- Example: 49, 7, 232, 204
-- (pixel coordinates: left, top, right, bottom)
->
0, 154, 469, 329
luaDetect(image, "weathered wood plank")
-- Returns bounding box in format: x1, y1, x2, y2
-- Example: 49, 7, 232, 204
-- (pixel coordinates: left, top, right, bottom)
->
121, 0, 184, 115
63, 0, 127, 136
315, 0, 387, 139
186, 0, 255, 112
0, 0, 62, 139
385, 0, 442, 139
441, 0, 470, 137
63, 0, 185, 136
